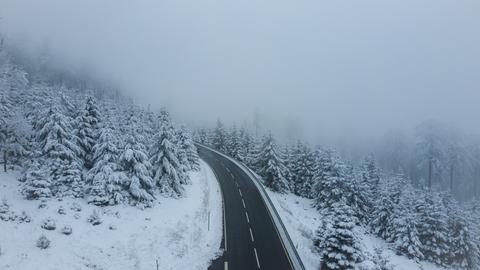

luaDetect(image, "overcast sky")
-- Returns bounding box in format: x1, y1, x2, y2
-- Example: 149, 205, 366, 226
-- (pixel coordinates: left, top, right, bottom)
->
1, 0, 479, 144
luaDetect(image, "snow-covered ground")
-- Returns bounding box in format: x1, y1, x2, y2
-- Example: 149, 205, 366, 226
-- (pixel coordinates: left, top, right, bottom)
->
266, 190, 447, 270
0, 160, 222, 270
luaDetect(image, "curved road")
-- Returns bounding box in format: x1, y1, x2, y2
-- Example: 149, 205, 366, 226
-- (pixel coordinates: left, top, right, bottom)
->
198, 145, 294, 270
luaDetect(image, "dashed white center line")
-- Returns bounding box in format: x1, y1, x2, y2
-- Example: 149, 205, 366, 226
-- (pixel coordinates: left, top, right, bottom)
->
245, 212, 250, 223
242, 198, 246, 209
226, 167, 231, 173
235, 182, 239, 187
254, 248, 261, 269
249, 227, 255, 242
239, 189, 243, 197
230, 173, 235, 179
224, 261, 228, 270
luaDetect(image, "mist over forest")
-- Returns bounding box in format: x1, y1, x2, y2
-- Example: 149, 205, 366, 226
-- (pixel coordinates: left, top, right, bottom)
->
1, 1, 480, 270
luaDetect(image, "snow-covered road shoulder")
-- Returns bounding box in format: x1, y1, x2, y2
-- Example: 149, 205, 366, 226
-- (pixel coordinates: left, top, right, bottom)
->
0, 160, 222, 270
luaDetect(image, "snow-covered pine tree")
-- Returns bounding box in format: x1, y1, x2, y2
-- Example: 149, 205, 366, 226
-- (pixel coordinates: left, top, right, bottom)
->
255, 133, 290, 193
119, 135, 155, 203
212, 119, 227, 153
370, 175, 404, 241
312, 150, 348, 209
22, 161, 52, 199
35, 106, 83, 197
177, 125, 200, 171
226, 125, 241, 160
238, 126, 256, 166
361, 153, 380, 189
174, 125, 192, 184
75, 96, 101, 169
391, 186, 424, 260
150, 111, 185, 197
194, 127, 209, 145
86, 126, 128, 205
442, 194, 480, 269
415, 192, 450, 266
314, 201, 363, 270
289, 140, 317, 197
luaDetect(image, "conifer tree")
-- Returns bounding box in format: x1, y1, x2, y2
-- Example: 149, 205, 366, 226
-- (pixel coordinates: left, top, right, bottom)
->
22, 161, 52, 199
370, 176, 404, 241
175, 125, 192, 184
314, 202, 363, 270
36, 107, 83, 197
442, 195, 480, 269
226, 125, 241, 160
150, 111, 185, 197
391, 187, 424, 260
178, 125, 200, 171
86, 126, 128, 205
212, 119, 227, 152
415, 192, 450, 266
313, 150, 348, 209
75, 96, 101, 169
119, 135, 155, 203
255, 133, 290, 193
289, 141, 317, 197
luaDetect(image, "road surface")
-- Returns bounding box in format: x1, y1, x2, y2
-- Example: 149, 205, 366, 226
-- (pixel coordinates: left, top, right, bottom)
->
198, 145, 294, 270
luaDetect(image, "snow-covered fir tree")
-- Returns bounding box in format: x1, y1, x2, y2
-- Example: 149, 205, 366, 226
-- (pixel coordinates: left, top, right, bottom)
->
150, 111, 185, 197
288, 140, 317, 197
177, 125, 200, 171
391, 186, 424, 260
313, 149, 371, 223
361, 153, 380, 189
21, 161, 52, 199
212, 119, 227, 152
237, 126, 256, 165
415, 192, 450, 266
34, 106, 83, 197
254, 133, 290, 193
442, 195, 480, 269
370, 175, 404, 241
226, 124, 241, 160
175, 125, 192, 184
75, 96, 101, 169
119, 135, 155, 203
314, 201, 363, 270
86, 126, 128, 205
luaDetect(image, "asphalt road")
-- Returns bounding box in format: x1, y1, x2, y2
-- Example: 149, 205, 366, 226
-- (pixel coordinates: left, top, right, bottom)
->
198, 145, 293, 270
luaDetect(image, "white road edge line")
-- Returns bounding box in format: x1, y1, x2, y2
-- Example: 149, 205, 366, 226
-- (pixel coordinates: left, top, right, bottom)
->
245, 212, 250, 223
224, 261, 228, 270
254, 247, 261, 269
208, 162, 228, 251
249, 227, 255, 242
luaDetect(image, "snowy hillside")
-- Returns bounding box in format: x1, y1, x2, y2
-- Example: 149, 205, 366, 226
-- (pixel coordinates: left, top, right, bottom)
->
0, 160, 222, 270
267, 190, 448, 270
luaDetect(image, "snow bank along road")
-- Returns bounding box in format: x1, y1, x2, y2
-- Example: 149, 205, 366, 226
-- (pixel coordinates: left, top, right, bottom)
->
198, 145, 304, 270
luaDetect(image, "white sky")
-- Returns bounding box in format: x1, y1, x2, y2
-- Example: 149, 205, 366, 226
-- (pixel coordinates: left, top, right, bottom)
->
1, 0, 479, 143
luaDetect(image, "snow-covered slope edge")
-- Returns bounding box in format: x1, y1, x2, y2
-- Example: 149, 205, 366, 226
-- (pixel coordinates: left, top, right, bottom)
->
0, 160, 222, 270
266, 191, 448, 270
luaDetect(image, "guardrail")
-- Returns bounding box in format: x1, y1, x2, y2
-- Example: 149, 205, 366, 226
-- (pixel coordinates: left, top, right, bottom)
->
196, 144, 306, 270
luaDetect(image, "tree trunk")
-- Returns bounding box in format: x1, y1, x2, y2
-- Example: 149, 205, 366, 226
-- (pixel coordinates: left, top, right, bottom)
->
3, 150, 7, 173
427, 158, 433, 190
